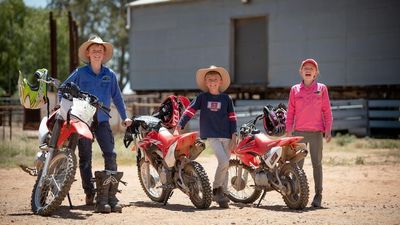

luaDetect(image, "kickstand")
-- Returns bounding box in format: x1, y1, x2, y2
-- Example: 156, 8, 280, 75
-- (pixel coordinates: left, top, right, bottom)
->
257, 188, 267, 207
163, 190, 174, 206
67, 193, 73, 209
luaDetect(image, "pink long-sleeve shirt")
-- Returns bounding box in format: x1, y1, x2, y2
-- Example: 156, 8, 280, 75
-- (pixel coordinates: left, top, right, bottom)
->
286, 81, 333, 134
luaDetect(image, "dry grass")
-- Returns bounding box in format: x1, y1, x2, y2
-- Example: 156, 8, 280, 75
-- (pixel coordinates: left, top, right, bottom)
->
1, 128, 399, 168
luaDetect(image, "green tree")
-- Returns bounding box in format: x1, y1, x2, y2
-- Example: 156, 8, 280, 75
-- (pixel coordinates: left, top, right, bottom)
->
0, 0, 70, 97
0, 0, 26, 96
21, 8, 70, 85
49, 0, 130, 91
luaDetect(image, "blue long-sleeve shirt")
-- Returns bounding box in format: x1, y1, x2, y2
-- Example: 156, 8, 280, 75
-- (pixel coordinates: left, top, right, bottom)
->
59, 64, 127, 122
179, 92, 237, 139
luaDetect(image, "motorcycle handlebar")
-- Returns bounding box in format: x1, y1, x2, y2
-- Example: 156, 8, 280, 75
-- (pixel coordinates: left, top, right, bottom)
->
60, 82, 111, 118
240, 114, 264, 136
253, 114, 264, 124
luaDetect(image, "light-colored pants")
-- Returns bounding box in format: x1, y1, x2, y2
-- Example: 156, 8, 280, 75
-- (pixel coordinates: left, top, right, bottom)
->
293, 131, 324, 195
208, 138, 231, 191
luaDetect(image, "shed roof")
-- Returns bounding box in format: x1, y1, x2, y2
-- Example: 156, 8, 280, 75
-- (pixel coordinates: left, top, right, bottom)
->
127, 0, 197, 8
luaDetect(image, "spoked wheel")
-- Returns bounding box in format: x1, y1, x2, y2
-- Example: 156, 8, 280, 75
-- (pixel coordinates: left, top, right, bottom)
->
31, 150, 77, 216
227, 159, 261, 203
137, 158, 168, 202
280, 163, 309, 209
182, 161, 212, 209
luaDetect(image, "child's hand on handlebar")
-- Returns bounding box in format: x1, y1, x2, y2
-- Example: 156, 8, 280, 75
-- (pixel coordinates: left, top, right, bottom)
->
122, 118, 133, 127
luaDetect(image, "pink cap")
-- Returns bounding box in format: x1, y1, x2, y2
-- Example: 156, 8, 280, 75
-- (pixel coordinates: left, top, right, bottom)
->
300, 58, 319, 71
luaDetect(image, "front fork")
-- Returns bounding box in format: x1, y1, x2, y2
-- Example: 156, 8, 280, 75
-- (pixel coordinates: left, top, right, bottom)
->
38, 118, 63, 188
233, 163, 246, 191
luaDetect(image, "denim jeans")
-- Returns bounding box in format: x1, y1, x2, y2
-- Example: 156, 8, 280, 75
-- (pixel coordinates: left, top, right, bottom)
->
78, 121, 117, 195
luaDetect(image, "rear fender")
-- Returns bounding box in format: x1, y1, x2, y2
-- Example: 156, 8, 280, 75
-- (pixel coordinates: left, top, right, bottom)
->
176, 131, 198, 156
289, 149, 308, 164
278, 136, 304, 146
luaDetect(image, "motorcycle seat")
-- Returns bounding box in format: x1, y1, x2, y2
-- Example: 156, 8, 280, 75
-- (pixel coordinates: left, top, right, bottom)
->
255, 133, 278, 148
158, 128, 179, 147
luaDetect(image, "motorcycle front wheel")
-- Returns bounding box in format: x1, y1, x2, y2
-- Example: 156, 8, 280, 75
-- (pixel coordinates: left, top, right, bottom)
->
137, 158, 168, 202
227, 159, 262, 203
31, 149, 77, 216
182, 161, 212, 209
280, 163, 309, 209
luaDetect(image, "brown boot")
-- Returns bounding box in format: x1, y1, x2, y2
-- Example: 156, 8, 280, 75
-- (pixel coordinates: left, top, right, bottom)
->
94, 171, 111, 213
212, 187, 229, 208
311, 193, 322, 208
85, 193, 95, 206
108, 171, 123, 213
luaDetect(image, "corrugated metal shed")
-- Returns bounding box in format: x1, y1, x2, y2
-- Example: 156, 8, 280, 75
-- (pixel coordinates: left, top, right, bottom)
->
127, 0, 400, 91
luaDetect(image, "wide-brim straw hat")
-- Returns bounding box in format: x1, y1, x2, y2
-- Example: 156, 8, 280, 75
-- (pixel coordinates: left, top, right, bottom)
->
78, 35, 113, 64
196, 65, 231, 92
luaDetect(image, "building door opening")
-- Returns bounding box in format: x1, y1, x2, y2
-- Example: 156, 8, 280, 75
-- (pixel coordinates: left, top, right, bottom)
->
233, 16, 268, 85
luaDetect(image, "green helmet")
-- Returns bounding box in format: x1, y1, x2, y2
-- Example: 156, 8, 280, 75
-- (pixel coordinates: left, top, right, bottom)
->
18, 68, 48, 109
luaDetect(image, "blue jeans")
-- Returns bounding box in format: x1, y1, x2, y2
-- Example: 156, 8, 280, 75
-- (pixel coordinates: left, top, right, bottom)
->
78, 121, 117, 195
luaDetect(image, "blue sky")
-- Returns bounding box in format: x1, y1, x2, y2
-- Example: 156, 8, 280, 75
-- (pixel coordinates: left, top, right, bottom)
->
24, 0, 48, 8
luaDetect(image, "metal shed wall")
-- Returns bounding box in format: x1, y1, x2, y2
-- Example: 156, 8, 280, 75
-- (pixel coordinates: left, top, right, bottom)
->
128, 0, 400, 91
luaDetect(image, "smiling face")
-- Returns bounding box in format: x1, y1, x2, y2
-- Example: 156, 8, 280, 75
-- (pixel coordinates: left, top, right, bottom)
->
86, 44, 106, 65
300, 62, 318, 86
204, 72, 222, 94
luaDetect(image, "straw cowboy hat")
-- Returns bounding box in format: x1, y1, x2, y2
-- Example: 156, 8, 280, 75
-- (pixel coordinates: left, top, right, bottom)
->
78, 35, 113, 64
196, 65, 231, 92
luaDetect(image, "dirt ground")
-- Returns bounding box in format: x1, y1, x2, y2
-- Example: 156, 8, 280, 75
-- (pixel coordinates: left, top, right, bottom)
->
1, 150, 399, 225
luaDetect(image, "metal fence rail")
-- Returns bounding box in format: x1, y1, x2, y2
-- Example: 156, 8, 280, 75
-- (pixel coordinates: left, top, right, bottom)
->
187, 99, 400, 137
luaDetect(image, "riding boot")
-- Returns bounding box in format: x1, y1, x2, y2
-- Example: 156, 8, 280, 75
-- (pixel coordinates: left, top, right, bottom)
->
85, 191, 95, 206
94, 171, 111, 213
108, 171, 123, 213
311, 193, 322, 208
212, 187, 229, 208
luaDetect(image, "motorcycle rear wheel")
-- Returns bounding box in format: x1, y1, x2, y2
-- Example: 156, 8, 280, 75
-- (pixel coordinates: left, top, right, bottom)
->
280, 163, 309, 209
227, 159, 262, 203
182, 161, 212, 209
137, 158, 168, 202
31, 149, 77, 216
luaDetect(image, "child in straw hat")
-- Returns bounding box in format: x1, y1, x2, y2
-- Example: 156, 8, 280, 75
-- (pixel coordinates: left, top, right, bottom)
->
176, 65, 237, 208
60, 35, 132, 213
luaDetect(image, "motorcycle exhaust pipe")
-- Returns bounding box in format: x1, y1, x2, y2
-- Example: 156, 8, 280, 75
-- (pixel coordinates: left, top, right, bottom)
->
188, 139, 205, 160
290, 149, 308, 164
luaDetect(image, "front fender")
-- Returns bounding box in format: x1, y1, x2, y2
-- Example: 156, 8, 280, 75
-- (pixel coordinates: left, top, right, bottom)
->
57, 120, 93, 147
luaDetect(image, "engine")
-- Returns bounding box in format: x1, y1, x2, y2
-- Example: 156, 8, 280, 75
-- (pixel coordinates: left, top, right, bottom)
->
254, 169, 272, 188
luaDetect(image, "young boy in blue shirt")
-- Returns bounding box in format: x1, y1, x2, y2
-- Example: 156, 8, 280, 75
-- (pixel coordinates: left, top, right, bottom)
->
176, 65, 237, 208
60, 35, 132, 213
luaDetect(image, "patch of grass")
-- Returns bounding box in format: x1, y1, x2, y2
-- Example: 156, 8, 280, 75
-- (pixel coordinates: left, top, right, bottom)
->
355, 156, 365, 165
366, 139, 400, 149
3, 129, 398, 168
0, 137, 38, 168
324, 156, 367, 166
334, 133, 356, 147
323, 157, 353, 166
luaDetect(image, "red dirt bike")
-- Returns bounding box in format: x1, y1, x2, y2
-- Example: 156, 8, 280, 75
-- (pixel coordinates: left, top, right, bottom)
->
123, 115, 212, 209
227, 110, 310, 209
22, 80, 111, 216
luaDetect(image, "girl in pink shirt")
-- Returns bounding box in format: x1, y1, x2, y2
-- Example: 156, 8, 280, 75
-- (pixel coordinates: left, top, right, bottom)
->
286, 58, 333, 208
